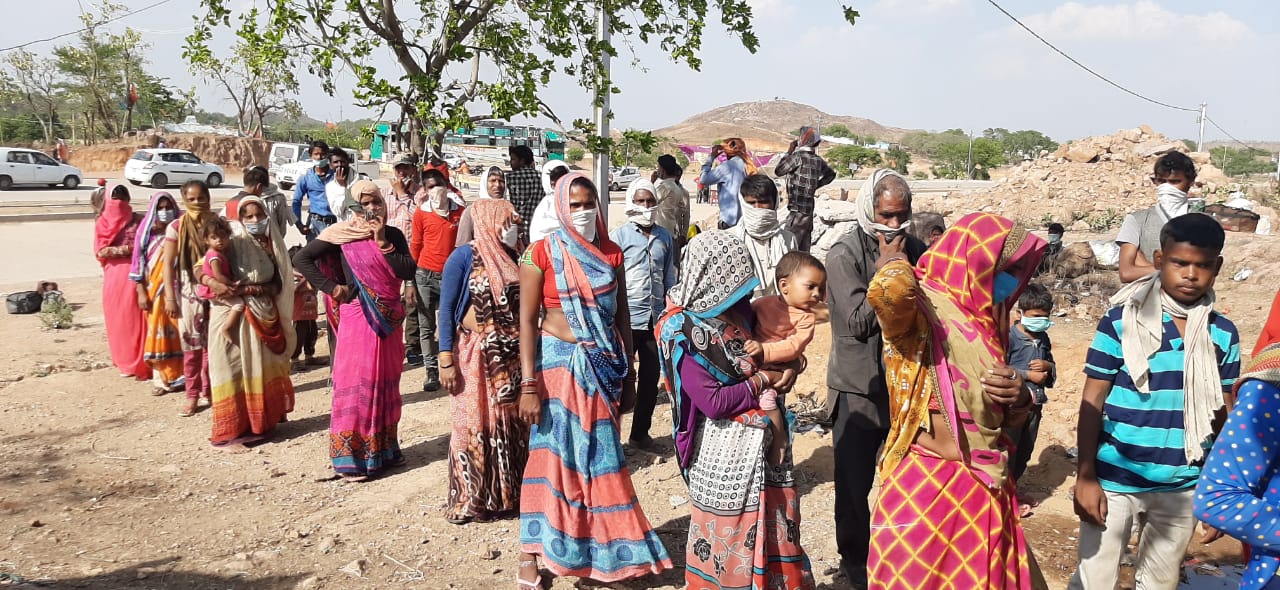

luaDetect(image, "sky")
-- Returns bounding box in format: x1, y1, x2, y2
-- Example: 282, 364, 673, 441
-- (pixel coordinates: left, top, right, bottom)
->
7, 0, 1278, 144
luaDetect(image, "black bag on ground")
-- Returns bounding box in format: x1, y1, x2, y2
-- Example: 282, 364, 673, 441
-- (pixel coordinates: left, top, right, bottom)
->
6, 291, 43, 314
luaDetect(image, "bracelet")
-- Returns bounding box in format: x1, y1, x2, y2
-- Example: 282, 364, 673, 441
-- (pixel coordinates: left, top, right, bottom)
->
520, 377, 537, 385
438, 363, 453, 369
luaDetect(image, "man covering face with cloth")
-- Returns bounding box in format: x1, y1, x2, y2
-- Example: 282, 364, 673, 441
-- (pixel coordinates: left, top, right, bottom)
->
824, 168, 928, 588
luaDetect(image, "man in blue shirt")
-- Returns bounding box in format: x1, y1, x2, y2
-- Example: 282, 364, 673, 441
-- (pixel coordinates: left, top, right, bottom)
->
610, 179, 677, 450
291, 141, 336, 242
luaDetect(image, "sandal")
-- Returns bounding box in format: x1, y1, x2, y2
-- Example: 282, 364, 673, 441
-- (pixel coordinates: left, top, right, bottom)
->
178, 399, 198, 417
517, 560, 541, 589
151, 387, 168, 397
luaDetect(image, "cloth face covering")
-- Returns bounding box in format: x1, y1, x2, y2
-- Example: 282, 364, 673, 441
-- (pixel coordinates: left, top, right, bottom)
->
1157, 183, 1190, 219
739, 199, 781, 239
571, 208, 598, 242
855, 169, 913, 239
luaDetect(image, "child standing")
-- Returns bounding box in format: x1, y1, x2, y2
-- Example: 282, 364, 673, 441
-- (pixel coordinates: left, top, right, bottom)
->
288, 245, 321, 367
1070, 213, 1240, 590
745, 251, 826, 466
1007, 282, 1056, 487
197, 218, 243, 342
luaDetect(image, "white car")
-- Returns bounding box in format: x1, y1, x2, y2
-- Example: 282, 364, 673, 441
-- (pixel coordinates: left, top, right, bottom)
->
0, 147, 82, 190
124, 148, 224, 189
608, 166, 640, 191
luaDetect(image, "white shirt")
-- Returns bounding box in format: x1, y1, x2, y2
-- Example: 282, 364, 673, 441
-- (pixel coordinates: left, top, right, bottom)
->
325, 178, 354, 222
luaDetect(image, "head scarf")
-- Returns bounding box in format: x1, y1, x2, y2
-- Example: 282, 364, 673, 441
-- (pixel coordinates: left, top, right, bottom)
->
1109, 271, 1220, 462
878, 213, 1044, 488
232, 195, 296, 354
624, 178, 657, 219
855, 169, 912, 239
658, 230, 760, 468
529, 161, 571, 242
175, 185, 216, 281
657, 154, 683, 179
541, 160, 570, 194
722, 138, 758, 175
129, 191, 179, 282
343, 179, 380, 218
797, 126, 821, 150
548, 172, 623, 355
484, 166, 506, 199
469, 199, 522, 302
93, 183, 133, 267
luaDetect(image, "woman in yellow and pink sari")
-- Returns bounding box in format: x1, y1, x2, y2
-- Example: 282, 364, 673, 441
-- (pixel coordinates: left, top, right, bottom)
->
129, 191, 184, 395
865, 212, 1047, 589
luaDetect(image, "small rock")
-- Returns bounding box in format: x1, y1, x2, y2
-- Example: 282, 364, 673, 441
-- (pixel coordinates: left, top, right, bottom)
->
339, 558, 366, 578
136, 572, 148, 580
669, 495, 689, 508
223, 559, 253, 572
295, 576, 320, 589
30, 520, 43, 527
317, 537, 337, 554
480, 546, 501, 560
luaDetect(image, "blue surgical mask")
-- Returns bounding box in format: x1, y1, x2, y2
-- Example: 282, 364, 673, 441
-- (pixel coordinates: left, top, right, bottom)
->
156, 209, 175, 224
1020, 316, 1053, 333
1048, 234, 1062, 245
992, 271, 1019, 304
245, 219, 269, 236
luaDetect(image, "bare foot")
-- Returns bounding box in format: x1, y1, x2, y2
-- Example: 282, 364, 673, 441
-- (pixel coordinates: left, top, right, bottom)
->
212, 442, 250, 453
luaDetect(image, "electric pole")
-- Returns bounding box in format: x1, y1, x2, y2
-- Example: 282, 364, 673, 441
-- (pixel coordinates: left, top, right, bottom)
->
1197, 101, 1207, 152
592, 5, 611, 221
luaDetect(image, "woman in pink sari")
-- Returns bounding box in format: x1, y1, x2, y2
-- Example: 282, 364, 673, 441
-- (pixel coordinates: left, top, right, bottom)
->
293, 183, 417, 482
94, 183, 150, 380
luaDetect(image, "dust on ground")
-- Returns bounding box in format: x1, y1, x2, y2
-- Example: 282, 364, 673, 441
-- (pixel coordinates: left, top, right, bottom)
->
2, 240, 1275, 590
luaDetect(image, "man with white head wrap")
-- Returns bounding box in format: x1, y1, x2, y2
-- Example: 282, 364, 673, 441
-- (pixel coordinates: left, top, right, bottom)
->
609, 178, 677, 449
528, 160, 571, 244
729, 174, 797, 300
825, 168, 927, 589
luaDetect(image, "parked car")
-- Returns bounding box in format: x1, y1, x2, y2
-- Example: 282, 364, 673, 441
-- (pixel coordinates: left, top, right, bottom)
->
608, 166, 640, 191
276, 148, 376, 190
0, 147, 82, 190
267, 142, 310, 180
124, 148, 224, 189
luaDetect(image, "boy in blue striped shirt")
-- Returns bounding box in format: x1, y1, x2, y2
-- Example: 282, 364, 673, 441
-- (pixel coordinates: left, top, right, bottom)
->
1070, 213, 1240, 590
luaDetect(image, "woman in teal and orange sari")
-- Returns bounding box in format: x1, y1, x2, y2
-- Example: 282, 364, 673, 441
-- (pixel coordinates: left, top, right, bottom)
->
129, 191, 184, 395
515, 173, 671, 588
657, 229, 815, 590
294, 184, 417, 481
865, 212, 1048, 589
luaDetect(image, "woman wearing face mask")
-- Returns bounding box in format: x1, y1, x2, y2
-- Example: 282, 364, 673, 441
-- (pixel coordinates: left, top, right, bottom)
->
864, 213, 1047, 589
294, 184, 417, 479
611, 178, 678, 449
730, 174, 797, 300
95, 183, 152, 381
515, 173, 672, 587
436, 199, 530, 523
162, 180, 219, 415
455, 165, 507, 246
130, 191, 185, 395
198, 197, 297, 451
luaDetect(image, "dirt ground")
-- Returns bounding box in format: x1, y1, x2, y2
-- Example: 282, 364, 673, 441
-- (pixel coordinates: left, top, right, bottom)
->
0, 230, 1276, 588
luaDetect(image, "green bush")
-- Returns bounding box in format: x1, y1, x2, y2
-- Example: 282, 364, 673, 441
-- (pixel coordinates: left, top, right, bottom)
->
566, 146, 585, 163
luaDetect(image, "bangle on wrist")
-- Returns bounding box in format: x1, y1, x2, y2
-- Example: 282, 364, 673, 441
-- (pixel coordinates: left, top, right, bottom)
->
438, 363, 453, 369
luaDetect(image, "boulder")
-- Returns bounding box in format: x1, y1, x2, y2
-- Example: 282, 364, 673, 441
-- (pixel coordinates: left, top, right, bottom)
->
1134, 140, 1184, 158
1064, 144, 1102, 163
1052, 242, 1097, 279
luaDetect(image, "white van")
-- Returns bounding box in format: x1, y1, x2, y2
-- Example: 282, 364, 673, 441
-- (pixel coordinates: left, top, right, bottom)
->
267, 142, 311, 181
276, 147, 378, 190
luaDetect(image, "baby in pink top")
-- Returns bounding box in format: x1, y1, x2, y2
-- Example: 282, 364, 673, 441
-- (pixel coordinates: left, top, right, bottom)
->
745, 251, 826, 466
197, 218, 244, 341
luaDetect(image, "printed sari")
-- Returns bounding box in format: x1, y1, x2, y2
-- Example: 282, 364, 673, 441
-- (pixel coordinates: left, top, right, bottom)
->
519, 173, 672, 582
208, 197, 296, 443
865, 212, 1047, 590
329, 237, 407, 475
95, 185, 150, 379
657, 229, 815, 590
169, 201, 218, 402
130, 192, 184, 391
446, 200, 528, 522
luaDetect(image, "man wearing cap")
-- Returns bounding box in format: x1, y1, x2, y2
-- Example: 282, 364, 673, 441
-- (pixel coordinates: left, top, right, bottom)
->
653, 154, 691, 257
388, 154, 424, 366
773, 126, 836, 251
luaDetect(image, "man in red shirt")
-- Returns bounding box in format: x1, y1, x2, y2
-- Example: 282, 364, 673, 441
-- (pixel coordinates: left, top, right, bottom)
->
409, 185, 465, 392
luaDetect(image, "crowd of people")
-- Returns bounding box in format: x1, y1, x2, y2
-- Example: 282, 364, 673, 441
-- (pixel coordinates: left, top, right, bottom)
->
89, 133, 1280, 590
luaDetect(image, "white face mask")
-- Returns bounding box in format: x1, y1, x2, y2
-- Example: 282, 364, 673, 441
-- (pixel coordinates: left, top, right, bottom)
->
500, 223, 519, 249
1157, 183, 1190, 217
571, 208, 598, 241
245, 219, 269, 236
629, 206, 656, 228
740, 203, 779, 238
156, 209, 175, 224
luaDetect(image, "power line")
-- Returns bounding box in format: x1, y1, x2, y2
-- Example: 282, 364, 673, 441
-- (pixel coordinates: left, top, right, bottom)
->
1204, 116, 1264, 151
984, 0, 1198, 113
0, 0, 174, 53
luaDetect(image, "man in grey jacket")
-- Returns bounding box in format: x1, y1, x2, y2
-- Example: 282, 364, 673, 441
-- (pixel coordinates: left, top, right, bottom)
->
825, 170, 927, 589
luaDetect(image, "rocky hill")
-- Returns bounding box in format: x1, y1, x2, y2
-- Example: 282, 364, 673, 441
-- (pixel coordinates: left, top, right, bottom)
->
654, 100, 911, 152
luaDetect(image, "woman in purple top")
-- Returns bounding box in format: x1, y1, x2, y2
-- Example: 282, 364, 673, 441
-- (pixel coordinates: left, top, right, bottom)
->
656, 229, 815, 589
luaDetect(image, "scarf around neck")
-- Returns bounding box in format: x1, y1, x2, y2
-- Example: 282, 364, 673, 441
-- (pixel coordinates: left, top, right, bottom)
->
855, 169, 912, 239
1109, 272, 1221, 462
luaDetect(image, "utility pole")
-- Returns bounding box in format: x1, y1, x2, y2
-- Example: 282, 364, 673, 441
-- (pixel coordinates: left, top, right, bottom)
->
966, 130, 975, 180
816, 114, 823, 138
592, 4, 611, 222
1197, 101, 1207, 152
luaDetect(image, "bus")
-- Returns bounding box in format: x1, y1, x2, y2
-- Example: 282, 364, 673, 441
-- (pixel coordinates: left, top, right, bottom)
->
441, 121, 565, 166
